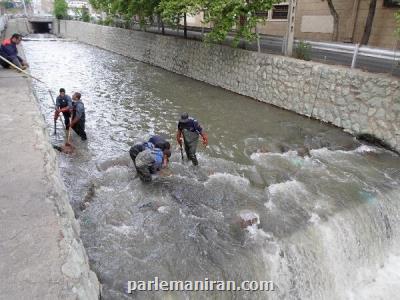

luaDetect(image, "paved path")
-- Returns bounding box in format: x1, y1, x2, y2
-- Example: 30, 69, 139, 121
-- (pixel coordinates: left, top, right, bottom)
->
0, 32, 99, 299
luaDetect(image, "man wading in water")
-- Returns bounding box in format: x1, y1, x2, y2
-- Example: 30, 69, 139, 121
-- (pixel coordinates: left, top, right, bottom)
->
176, 113, 208, 166
130, 141, 171, 182
70, 92, 87, 141
54, 88, 72, 130
52, 92, 87, 153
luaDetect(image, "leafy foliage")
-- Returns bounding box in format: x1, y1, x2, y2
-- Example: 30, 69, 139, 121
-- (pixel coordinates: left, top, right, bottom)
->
295, 40, 311, 61
1, 1, 15, 9
396, 11, 400, 38
88, 0, 282, 45
201, 0, 280, 45
54, 0, 68, 20
82, 8, 91, 22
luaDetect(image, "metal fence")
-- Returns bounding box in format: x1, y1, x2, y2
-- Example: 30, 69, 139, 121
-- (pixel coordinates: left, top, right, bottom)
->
303, 40, 400, 76
124, 23, 400, 77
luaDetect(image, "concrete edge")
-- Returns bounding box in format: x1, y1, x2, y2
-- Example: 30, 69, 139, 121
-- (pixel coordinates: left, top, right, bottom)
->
22, 53, 101, 299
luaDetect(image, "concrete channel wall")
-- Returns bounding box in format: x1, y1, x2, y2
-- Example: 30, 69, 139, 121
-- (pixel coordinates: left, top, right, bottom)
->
56, 20, 400, 153
0, 19, 100, 299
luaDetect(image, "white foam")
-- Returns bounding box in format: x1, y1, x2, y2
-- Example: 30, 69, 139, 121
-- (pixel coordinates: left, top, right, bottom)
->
239, 210, 260, 225
250, 150, 298, 161
205, 172, 250, 187
157, 206, 168, 214
308, 213, 321, 224
267, 180, 304, 196
348, 253, 400, 300
353, 145, 378, 154
111, 224, 134, 235
264, 200, 275, 210
311, 145, 378, 157
310, 147, 331, 156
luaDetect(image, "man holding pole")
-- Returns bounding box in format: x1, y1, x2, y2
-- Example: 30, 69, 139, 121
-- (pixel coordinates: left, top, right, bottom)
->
54, 88, 73, 130
0, 33, 29, 70
70, 92, 87, 141
176, 113, 208, 166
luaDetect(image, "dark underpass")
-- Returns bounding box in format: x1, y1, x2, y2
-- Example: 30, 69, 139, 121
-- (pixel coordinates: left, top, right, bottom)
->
30, 21, 52, 33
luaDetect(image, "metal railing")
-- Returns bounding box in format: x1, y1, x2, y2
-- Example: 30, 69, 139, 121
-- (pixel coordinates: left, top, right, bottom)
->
117, 21, 400, 76
303, 40, 400, 64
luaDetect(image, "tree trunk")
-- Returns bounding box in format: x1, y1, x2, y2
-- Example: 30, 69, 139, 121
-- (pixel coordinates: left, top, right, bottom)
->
326, 0, 339, 41
361, 0, 377, 45
184, 13, 187, 38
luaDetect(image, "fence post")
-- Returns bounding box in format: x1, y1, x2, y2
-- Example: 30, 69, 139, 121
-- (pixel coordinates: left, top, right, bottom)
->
285, 0, 297, 56
351, 43, 360, 69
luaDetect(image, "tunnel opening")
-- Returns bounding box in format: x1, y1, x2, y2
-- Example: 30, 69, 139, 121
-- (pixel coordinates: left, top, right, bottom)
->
30, 22, 52, 34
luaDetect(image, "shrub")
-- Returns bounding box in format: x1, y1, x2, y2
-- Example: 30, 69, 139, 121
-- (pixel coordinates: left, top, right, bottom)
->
295, 40, 312, 61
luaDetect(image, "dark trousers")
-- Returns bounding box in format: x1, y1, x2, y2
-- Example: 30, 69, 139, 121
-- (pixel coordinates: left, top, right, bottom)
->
135, 165, 152, 183
183, 130, 199, 165
62, 112, 71, 130
129, 144, 144, 165
72, 120, 87, 140
0, 56, 22, 68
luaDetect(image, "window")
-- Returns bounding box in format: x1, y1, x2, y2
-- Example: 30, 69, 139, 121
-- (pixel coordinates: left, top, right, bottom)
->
383, 0, 400, 7
256, 3, 289, 21
271, 4, 289, 20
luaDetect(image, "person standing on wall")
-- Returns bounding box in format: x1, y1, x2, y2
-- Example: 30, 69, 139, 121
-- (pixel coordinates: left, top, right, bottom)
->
176, 112, 208, 166
54, 88, 73, 130
0, 33, 29, 69
70, 92, 87, 141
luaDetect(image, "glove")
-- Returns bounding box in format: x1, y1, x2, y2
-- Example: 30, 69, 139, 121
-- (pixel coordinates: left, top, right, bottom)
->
201, 133, 208, 146
59, 107, 70, 113
54, 110, 60, 120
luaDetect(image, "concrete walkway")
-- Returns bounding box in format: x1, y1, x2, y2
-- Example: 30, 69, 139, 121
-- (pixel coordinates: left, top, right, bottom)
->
0, 68, 99, 298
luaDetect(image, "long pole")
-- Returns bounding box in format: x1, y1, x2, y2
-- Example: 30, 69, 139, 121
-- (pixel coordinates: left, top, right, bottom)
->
0, 54, 65, 129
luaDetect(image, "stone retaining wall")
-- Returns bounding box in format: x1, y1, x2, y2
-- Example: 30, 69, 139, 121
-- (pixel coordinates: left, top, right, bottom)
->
57, 20, 400, 152
1, 19, 100, 299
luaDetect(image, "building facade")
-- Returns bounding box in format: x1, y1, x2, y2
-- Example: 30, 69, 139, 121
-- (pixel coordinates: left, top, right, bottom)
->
186, 0, 400, 50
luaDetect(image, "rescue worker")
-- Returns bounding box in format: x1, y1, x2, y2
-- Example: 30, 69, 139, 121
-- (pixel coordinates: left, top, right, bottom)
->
129, 140, 154, 167
148, 135, 171, 152
54, 88, 73, 130
131, 141, 171, 183
176, 113, 208, 166
70, 92, 87, 141
0, 33, 28, 69
129, 136, 170, 166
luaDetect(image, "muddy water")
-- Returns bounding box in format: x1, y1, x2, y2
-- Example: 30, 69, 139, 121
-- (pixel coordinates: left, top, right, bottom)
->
23, 37, 400, 300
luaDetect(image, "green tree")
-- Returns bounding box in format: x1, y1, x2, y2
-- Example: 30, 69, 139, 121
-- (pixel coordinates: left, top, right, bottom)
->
200, 0, 281, 45
0, 1, 15, 9
54, 0, 68, 20
88, 0, 282, 45
396, 11, 400, 38
82, 8, 90, 22
361, 0, 377, 45
159, 0, 201, 34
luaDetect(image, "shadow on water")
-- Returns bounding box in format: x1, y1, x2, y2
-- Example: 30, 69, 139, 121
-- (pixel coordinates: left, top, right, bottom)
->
23, 36, 400, 300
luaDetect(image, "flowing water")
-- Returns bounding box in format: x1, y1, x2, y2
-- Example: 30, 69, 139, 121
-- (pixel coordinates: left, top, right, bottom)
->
23, 36, 400, 300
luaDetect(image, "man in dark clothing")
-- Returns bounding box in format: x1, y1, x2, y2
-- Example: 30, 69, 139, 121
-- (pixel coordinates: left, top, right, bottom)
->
129, 141, 171, 182
176, 113, 208, 166
54, 88, 73, 129
130, 136, 170, 166
129, 141, 151, 166
0, 34, 28, 69
70, 92, 87, 141
148, 135, 171, 152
